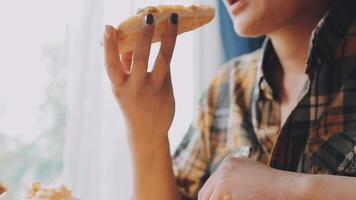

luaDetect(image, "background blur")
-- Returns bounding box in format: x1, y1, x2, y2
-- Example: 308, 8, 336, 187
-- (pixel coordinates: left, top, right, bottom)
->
0, 0, 262, 199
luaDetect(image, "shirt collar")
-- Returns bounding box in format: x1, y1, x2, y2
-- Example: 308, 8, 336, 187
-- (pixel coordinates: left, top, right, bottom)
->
256, 0, 356, 100
255, 39, 281, 101
306, 0, 356, 77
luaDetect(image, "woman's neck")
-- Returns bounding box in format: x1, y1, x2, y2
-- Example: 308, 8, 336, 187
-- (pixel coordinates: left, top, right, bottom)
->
268, 1, 333, 74
266, 0, 334, 126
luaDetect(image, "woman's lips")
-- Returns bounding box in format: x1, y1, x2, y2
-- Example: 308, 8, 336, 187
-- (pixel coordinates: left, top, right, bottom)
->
228, 0, 247, 16
226, 0, 238, 5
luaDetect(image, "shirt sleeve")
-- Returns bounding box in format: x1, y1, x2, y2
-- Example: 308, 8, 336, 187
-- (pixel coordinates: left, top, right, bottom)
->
172, 66, 230, 200
172, 92, 212, 200
172, 51, 265, 199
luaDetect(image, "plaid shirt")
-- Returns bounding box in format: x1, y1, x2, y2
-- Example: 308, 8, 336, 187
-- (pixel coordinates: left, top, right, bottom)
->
173, 0, 356, 199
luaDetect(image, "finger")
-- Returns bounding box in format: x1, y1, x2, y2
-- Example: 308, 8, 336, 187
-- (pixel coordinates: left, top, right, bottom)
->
103, 25, 125, 85
152, 13, 178, 85
131, 13, 155, 82
120, 51, 133, 72
163, 69, 173, 89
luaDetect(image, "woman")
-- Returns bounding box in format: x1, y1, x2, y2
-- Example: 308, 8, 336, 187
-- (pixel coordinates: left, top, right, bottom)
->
103, 0, 356, 199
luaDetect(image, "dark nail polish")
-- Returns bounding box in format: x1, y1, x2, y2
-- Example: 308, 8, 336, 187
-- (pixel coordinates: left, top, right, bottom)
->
171, 13, 178, 25
145, 13, 154, 24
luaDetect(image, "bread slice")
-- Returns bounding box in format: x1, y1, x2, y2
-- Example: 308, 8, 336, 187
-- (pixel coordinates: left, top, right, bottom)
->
116, 4, 215, 54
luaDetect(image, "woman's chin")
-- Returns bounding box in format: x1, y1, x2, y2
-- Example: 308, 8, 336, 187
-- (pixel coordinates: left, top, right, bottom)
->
231, 15, 266, 37
233, 24, 264, 38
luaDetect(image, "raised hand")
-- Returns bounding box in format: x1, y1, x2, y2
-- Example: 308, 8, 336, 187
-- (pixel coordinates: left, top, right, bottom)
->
103, 13, 178, 142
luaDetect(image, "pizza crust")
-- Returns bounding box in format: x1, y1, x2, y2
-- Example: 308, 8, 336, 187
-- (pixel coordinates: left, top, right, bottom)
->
116, 4, 215, 54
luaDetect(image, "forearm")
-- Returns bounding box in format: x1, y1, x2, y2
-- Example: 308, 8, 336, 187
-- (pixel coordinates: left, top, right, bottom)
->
129, 135, 180, 200
281, 172, 356, 200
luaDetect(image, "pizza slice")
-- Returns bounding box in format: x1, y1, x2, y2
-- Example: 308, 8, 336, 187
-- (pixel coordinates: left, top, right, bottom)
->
116, 4, 215, 53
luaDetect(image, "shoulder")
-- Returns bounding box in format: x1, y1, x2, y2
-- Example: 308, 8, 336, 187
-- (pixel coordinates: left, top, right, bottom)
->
335, 18, 356, 57
204, 49, 262, 111
215, 49, 261, 82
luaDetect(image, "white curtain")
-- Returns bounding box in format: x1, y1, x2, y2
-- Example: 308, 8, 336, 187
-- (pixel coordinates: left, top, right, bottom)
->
193, 0, 224, 106
63, 0, 223, 199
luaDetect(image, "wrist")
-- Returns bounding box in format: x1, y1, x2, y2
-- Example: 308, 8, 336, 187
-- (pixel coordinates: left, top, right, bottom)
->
278, 171, 314, 200
128, 133, 170, 160
126, 122, 169, 143
128, 130, 169, 147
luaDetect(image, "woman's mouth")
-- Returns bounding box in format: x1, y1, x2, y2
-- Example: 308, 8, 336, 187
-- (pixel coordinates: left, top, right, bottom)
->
226, 0, 239, 5
226, 0, 247, 16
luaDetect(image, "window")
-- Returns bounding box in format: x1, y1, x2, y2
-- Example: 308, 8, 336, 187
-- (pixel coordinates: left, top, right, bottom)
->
103, 0, 195, 149
0, 0, 70, 198
0, 0, 194, 199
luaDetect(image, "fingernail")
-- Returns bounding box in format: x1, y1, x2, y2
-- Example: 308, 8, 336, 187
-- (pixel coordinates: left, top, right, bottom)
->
170, 13, 178, 25
145, 13, 154, 24
105, 25, 112, 38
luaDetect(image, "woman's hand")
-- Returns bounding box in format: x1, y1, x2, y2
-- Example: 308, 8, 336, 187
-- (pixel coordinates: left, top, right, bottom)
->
198, 157, 292, 200
103, 13, 178, 143
103, 14, 181, 200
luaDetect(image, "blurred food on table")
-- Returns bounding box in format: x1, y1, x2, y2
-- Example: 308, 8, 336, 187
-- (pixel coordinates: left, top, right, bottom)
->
27, 182, 77, 200
0, 183, 6, 195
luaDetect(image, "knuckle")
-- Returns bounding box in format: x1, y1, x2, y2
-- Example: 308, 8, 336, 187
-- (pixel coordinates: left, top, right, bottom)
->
134, 59, 147, 67
222, 192, 233, 200
159, 53, 170, 66
220, 157, 239, 172
130, 85, 141, 97
163, 33, 177, 46
222, 157, 237, 165
122, 56, 132, 62
161, 28, 177, 43
163, 32, 175, 42
217, 169, 229, 181
167, 23, 178, 35
211, 186, 227, 199
112, 86, 122, 98
141, 28, 153, 39
104, 38, 115, 50
160, 50, 172, 64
